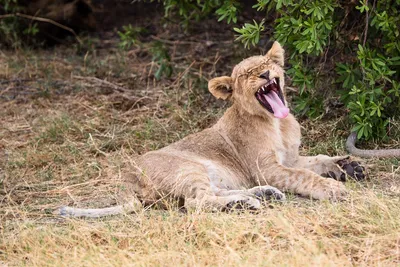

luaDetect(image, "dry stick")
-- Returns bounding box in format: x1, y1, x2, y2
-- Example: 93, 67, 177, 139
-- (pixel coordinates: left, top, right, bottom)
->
363, 0, 369, 46
73, 75, 142, 102
285, 86, 297, 92
0, 86, 12, 96
346, 132, 400, 158
151, 35, 199, 45
170, 60, 196, 88
24, 179, 112, 196
0, 79, 34, 85
0, 13, 82, 45
73, 75, 130, 93
151, 35, 232, 46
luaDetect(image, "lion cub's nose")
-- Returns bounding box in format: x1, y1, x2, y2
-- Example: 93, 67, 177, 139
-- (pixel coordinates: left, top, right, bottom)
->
259, 70, 270, 80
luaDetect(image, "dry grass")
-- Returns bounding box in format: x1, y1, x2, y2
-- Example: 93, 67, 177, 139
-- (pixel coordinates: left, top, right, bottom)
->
1, 32, 400, 266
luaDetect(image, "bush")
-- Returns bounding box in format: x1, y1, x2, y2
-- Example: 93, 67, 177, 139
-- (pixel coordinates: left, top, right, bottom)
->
253, 0, 400, 141
151, 0, 400, 141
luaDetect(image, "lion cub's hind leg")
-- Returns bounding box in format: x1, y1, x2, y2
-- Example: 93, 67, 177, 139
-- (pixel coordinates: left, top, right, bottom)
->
186, 185, 285, 211
215, 186, 286, 202
184, 194, 261, 211
169, 161, 261, 211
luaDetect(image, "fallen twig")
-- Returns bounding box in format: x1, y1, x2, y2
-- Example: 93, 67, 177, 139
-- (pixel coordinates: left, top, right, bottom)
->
151, 35, 232, 46
73, 75, 130, 93
0, 13, 82, 45
363, 0, 369, 46
0, 79, 34, 85
169, 60, 196, 87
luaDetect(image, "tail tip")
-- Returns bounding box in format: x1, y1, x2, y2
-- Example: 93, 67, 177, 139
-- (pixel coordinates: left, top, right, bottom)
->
59, 206, 68, 216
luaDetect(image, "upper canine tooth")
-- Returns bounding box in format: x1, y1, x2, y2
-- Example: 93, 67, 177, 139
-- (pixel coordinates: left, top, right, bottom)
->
273, 79, 277, 84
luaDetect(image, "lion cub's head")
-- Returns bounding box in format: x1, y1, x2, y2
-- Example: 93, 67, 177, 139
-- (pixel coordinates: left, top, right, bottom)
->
208, 42, 289, 119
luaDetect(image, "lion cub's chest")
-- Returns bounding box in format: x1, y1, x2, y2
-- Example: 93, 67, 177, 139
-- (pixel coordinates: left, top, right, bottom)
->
261, 119, 300, 166
272, 120, 286, 164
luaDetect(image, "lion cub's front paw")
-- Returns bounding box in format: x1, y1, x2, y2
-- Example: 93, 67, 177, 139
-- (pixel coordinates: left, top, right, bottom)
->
311, 179, 347, 201
336, 159, 366, 181
320, 156, 366, 182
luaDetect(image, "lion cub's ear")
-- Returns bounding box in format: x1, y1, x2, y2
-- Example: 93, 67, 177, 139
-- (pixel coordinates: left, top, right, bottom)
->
266, 41, 285, 67
208, 76, 233, 100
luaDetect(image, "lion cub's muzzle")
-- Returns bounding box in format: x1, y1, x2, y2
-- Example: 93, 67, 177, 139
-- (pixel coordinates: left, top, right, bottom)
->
255, 77, 289, 119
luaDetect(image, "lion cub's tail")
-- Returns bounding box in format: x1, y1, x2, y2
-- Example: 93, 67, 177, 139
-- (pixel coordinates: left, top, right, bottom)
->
58, 198, 142, 218
346, 132, 400, 158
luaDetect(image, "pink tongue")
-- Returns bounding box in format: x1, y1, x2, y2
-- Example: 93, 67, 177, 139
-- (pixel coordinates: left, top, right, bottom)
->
263, 91, 289, 119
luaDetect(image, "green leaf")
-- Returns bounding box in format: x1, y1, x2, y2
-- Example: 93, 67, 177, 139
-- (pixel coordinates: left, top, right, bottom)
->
357, 126, 364, 139
352, 124, 363, 132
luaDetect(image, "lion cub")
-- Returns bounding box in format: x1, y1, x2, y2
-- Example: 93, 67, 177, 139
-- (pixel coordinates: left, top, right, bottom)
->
61, 42, 348, 217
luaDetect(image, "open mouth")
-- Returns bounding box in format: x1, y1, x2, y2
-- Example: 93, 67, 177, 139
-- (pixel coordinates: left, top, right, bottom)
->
255, 78, 289, 119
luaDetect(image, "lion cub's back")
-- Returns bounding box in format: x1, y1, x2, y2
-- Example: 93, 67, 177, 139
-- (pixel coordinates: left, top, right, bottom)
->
136, 128, 249, 191
165, 128, 228, 156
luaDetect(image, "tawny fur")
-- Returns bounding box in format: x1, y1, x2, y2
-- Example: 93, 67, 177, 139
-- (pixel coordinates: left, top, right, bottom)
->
60, 42, 348, 217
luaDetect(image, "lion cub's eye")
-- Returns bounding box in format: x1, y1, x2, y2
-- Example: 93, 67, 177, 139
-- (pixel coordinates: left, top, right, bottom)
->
238, 73, 249, 79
